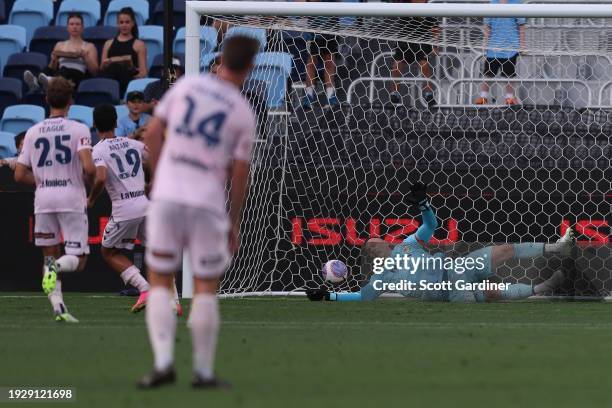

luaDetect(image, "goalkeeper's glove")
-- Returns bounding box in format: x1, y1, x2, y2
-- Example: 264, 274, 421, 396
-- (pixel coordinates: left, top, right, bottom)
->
407, 181, 430, 211
306, 289, 331, 301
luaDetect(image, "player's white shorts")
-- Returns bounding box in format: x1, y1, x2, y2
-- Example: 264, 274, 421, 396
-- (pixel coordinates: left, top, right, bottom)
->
34, 212, 90, 255
102, 216, 145, 250
145, 201, 230, 278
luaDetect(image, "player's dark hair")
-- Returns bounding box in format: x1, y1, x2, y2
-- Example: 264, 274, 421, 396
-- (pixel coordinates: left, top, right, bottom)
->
118, 7, 139, 38
222, 36, 259, 72
93, 104, 118, 132
14, 131, 25, 149
46, 76, 74, 109
67, 13, 83, 25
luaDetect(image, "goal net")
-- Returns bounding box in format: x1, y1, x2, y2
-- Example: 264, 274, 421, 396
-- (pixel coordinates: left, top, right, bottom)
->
183, 1, 611, 299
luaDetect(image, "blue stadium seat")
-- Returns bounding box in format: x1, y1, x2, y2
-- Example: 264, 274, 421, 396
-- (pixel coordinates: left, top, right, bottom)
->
83, 25, 117, 58
9, 0, 53, 46
104, 0, 148, 26
0, 104, 44, 134
0, 24, 26, 73
68, 105, 94, 128
139, 25, 163, 69
3, 52, 47, 94
0, 77, 21, 117
114, 103, 128, 120
249, 52, 293, 109
56, 0, 101, 27
76, 78, 120, 107
224, 27, 267, 52
174, 26, 217, 56
149, 52, 184, 78
0, 130, 16, 158
124, 77, 157, 100
29, 26, 68, 56
22, 92, 47, 114
152, 0, 184, 29
200, 52, 220, 72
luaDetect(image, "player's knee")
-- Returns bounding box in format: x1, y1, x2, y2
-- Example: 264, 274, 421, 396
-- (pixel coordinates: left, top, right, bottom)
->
193, 277, 220, 295
148, 270, 174, 289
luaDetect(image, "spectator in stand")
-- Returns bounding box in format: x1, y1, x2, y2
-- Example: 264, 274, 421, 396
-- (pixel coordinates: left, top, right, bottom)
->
388, 0, 439, 107
116, 91, 150, 138
23, 14, 99, 92
302, 0, 339, 108
0, 132, 25, 170
142, 57, 184, 114
475, 0, 526, 105
100, 7, 147, 96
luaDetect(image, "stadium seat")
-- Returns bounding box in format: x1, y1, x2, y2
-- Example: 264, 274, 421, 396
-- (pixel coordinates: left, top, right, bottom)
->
56, 0, 101, 27
68, 105, 94, 128
0, 104, 44, 134
83, 25, 117, 58
22, 92, 47, 114
76, 78, 120, 107
3, 52, 47, 94
0, 130, 16, 158
8, 0, 53, 46
114, 103, 128, 120
249, 52, 293, 109
139, 25, 163, 69
104, 0, 148, 26
29, 26, 68, 56
152, 0, 185, 29
0, 77, 21, 117
149, 52, 184, 78
0, 0, 7, 24
173, 26, 217, 56
200, 52, 220, 72
0, 24, 26, 73
124, 77, 157, 100
224, 27, 267, 52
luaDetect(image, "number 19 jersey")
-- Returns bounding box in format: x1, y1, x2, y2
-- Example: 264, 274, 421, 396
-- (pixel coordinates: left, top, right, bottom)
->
17, 117, 92, 214
92, 137, 149, 221
151, 74, 256, 215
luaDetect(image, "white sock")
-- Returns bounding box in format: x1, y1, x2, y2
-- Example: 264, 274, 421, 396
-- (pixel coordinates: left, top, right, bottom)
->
305, 86, 315, 97
188, 294, 220, 380
119, 265, 149, 292
56, 255, 79, 273
48, 280, 65, 314
480, 90, 490, 98
325, 86, 335, 98
145, 287, 176, 371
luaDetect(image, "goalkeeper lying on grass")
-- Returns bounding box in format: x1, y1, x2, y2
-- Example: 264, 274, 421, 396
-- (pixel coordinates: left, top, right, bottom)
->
308, 182, 574, 303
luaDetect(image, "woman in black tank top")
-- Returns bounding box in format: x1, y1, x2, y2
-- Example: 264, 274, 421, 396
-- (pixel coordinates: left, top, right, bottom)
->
101, 7, 147, 96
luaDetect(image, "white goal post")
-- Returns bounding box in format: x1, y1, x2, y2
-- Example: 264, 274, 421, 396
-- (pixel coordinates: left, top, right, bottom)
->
180, 1, 612, 298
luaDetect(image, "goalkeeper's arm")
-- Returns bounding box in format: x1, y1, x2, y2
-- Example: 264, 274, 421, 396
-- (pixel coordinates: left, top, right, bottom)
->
408, 182, 438, 244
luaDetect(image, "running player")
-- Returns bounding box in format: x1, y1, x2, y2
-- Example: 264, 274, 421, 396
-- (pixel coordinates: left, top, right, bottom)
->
137, 35, 259, 388
14, 77, 96, 322
308, 182, 574, 303
87, 104, 151, 312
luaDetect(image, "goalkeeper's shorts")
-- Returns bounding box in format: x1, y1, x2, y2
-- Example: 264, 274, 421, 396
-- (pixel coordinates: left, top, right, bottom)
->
145, 200, 231, 278
446, 247, 494, 303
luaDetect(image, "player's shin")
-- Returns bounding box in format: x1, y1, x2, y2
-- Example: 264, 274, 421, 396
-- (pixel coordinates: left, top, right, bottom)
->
329, 292, 362, 301
498, 283, 534, 300
145, 286, 176, 371
120, 265, 149, 292
47, 279, 65, 313
188, 294, 219, 380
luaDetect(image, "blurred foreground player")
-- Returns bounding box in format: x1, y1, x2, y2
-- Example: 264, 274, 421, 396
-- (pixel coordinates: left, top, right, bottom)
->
139, 36, 259, 388
87, 104, 152, 312
308, 182, 574, 303
14, 77, 96, 322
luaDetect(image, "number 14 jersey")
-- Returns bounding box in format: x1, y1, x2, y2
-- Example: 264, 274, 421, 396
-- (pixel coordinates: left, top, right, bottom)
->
18, 117, 92, 214
92, 137, 149, 221
151, 74, 256, 215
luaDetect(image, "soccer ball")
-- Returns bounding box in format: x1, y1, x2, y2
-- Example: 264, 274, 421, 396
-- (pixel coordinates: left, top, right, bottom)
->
321, 260, 348, 283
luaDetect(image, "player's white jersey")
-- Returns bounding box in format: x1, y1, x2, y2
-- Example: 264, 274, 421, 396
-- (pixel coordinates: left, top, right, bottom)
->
92, 137, 149, 222
151, 74, 256, 214
17, 117, 91, 214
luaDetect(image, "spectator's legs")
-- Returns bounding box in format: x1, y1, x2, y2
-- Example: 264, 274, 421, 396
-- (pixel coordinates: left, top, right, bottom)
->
419, 58, 436, 107
305, 54, 318, 98
390, 59, 406, 93
322, 52, 336, 100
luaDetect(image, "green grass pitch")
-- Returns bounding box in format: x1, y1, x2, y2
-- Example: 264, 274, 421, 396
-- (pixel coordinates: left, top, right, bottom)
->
2, 294, 612, 408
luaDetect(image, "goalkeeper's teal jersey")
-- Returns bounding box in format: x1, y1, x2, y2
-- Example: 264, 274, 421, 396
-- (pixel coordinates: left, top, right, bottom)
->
360, 235, 447, 301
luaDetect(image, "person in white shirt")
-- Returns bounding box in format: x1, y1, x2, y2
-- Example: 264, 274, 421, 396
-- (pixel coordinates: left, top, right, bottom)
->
138, 36, 260, 389
15, 77, 96, 323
